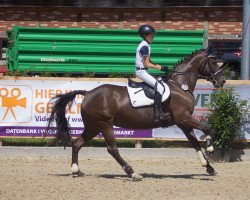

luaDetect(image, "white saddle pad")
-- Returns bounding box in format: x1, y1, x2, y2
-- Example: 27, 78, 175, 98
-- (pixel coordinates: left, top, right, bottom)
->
127, 83, 170, 108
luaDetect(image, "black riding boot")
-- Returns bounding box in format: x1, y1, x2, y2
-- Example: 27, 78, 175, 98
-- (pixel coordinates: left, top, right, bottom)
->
154, 91, 169, 121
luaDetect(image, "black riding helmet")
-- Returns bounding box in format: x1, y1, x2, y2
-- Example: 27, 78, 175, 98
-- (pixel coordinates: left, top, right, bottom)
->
138, 24, 156, 38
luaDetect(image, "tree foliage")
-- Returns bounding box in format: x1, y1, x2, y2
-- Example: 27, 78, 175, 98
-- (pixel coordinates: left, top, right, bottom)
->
205, 87, 248, 148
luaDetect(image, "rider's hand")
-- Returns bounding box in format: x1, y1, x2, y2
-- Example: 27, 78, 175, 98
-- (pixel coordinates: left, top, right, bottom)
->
155, 64, 162, 70
161, 65, 170, 73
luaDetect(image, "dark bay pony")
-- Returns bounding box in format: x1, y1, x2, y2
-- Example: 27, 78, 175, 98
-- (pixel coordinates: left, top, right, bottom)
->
47, 49, 225, 180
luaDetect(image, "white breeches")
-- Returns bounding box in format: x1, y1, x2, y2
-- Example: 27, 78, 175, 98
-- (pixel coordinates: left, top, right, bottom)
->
136, 70, 164, 95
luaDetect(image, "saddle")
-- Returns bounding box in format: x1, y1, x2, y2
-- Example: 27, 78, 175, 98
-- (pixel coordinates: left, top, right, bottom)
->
127, 78, 155, 99
127, 77, 170, 108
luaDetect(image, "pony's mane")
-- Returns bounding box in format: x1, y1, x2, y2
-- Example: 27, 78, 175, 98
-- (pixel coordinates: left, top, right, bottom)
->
172, 49, 206, 69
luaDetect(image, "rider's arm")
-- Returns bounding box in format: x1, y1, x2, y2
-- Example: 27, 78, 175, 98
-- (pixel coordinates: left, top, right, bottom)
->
143, 56, 161, 70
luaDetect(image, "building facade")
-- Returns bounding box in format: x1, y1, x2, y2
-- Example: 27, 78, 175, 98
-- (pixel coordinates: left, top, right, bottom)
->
0, 0, 243, 64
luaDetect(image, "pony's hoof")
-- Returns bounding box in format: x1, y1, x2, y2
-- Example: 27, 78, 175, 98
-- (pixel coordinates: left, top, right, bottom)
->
206, 146, 214, 152
206, 166, 216, 176
71, 163, 79, 174
72, 170, 85, 177
131, 173, 143, 181
206, 138, 214, 152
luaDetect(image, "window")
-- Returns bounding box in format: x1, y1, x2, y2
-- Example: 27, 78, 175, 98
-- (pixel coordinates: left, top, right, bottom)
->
0, 39, 7, 60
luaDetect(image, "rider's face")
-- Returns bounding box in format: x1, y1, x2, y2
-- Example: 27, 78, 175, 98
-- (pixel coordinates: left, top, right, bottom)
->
145, 33, 155, 44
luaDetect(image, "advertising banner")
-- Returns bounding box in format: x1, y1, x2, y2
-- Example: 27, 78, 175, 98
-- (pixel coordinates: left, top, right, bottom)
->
0, 78, 152, 138
0, 78, 249, 140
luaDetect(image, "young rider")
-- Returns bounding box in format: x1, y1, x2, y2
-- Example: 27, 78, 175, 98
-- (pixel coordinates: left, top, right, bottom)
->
136, 24, 169, 122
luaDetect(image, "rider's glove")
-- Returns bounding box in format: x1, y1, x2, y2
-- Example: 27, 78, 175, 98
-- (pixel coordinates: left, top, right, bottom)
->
161, 65, 170, 73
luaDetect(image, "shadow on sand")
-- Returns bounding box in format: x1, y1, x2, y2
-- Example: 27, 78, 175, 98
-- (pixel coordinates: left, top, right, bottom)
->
48, 172, 215, 181
99, 173, 215, 181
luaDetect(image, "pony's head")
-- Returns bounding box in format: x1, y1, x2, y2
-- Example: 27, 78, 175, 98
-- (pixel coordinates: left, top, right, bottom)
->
198, 52, 226, 88
167, 49, 226, 89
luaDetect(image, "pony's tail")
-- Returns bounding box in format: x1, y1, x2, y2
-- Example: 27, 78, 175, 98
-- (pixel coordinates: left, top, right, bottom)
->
46, 90, 87, 147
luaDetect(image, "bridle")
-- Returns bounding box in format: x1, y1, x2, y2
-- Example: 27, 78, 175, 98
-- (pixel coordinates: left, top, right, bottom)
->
198, 55, 225, 85
168, 52, 225, 85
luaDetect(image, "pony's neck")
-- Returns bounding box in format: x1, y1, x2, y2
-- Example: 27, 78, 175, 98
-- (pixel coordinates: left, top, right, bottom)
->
172, 50, 205, 92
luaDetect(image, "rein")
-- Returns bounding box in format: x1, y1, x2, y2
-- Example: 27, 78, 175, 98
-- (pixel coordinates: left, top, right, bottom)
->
168, 55, 225, 83
170, 70, 199, 78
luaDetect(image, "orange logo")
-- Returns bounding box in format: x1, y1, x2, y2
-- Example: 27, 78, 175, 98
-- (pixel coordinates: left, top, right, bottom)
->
0, 87, 27, 121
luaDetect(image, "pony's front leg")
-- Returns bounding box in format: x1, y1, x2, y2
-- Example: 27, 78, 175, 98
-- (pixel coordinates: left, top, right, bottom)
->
102, 127, 143, 181
178, 117, 214, 153
182, 129, 215, 175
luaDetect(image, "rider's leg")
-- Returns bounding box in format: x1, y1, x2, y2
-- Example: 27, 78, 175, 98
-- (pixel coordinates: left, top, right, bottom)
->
136, 70, 168, 120
136, 70, 162, 92
154, 90, 169, 120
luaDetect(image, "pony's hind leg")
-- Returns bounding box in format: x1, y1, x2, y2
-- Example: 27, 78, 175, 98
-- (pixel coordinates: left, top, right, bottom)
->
182, 129, 215, 175
102, 127, 143, 181
71, 129, 98, 176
